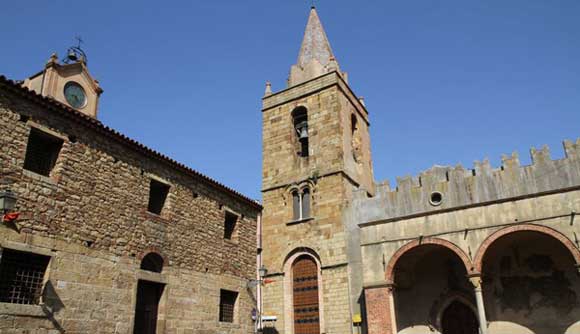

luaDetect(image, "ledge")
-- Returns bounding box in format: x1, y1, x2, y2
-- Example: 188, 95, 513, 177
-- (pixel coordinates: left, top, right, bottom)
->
286, 217, 314, 226
137, 270, 167, 284
0, 303, 46, 317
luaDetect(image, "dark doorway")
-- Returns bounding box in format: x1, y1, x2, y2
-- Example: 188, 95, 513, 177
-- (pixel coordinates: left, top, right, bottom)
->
441, 301, 479, 334
134, 280, 164, 334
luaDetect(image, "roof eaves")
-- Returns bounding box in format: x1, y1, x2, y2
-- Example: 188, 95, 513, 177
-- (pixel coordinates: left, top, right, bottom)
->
0, 75, 262, 211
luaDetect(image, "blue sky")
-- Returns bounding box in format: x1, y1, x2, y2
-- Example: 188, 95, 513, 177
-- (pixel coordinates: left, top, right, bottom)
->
1, 1, 579, 200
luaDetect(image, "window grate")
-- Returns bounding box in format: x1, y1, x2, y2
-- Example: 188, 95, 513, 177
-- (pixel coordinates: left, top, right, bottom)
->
23, 128, 63, 176
0, 249, 50, 305
219, 289, 238, 322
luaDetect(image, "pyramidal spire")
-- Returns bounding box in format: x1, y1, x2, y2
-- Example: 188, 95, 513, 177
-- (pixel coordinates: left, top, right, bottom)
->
288, 7, 347, 87
297, 7, 334, 68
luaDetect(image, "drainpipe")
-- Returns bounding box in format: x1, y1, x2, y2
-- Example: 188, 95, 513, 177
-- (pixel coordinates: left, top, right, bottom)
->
256, 213, 263, 334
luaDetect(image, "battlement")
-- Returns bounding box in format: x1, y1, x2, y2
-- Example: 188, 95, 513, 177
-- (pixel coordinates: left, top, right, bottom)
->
354, 139, 580, 222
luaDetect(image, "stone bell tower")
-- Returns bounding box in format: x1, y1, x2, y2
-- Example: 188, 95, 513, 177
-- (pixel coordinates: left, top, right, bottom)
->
261, 7, 374, 334
22, 42, 103, 118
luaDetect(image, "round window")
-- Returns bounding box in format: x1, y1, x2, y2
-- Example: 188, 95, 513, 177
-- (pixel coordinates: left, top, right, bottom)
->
63, 82, 87, 109
429, 191, 443, 206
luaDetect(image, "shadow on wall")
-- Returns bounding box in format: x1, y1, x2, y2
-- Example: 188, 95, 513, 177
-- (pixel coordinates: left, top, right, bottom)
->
482, 231, 580, 334
41, 280, 66, 333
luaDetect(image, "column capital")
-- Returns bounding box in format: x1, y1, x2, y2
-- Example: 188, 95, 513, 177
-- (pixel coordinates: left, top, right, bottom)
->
467, 273, 483, 290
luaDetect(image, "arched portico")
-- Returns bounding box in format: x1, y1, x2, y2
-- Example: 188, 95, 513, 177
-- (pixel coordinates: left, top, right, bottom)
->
474, 224, 580, 333
473, 223, 580, 273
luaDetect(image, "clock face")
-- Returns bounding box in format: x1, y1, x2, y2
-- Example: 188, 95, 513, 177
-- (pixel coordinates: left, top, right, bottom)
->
64, 82, 87, 109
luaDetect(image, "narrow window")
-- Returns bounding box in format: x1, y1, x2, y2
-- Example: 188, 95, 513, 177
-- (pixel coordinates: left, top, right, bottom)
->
351, 114, 362, 162
219, 289, 238, 323
224, 211, 238, 240
292, 107, 309, 157
23, 128, 64, 176
0, 249, 50, 305
292, 190, 301, 221
148, 179, 170, 215
301, 188, 310, 219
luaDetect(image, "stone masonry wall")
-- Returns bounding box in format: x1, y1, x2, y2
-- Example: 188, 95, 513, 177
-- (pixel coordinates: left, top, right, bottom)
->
0, 86, 259, 333
261, 73, 368, 334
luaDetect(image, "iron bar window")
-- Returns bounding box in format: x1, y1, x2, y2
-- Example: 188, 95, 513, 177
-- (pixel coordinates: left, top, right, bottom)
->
0, 249, 50, 305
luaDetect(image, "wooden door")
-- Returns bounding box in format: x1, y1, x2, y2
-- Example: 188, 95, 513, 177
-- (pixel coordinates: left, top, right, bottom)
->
134, 280, 164, 334
293, 256, 320, 334
441, 301, 479, 334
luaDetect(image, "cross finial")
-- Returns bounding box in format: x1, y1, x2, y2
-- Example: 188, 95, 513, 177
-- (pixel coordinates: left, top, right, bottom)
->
74, 35, 84, 49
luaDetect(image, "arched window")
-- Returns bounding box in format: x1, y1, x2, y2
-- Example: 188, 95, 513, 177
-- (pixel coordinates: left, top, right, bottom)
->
292, 255, 320, 334
292, 187, 311, 221
292, 107, 309, 157
140, 253, 164, 273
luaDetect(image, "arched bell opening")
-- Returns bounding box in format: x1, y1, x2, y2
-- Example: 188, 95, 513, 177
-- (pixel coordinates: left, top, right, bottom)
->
480, 230, 580, 333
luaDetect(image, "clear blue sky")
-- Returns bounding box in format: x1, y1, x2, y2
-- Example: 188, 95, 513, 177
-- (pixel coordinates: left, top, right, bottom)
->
2, 1, 579, 200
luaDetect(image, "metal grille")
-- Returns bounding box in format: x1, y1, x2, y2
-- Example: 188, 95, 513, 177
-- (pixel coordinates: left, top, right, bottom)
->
0, 249, 50, 305
293, 256, 320, 334
219, 289, 238, 322
23, 128, 63, 177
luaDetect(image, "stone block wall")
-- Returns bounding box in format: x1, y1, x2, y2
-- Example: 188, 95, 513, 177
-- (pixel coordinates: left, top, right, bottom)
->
0, 83, 260, 333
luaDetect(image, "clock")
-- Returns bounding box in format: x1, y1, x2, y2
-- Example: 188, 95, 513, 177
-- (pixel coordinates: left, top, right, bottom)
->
64, 82, 87, 109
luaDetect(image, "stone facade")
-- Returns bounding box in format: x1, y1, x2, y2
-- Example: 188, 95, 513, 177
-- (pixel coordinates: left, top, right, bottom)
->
0, 73, 261, 334
261, 7, 580, 334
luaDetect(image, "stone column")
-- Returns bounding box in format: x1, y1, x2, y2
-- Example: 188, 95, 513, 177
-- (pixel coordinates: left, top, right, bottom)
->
468, 274, 488, 334
364, 283, 397, 334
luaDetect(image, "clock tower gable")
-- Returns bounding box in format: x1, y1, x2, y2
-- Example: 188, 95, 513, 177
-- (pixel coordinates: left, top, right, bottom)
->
22, 52, 103, 118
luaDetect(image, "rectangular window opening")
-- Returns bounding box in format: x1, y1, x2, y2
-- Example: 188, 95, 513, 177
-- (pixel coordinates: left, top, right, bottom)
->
23, 128, 64, 176
224, 211, 238, 240
219, 289, 238, 323
147, 179, 170, 215
0, 249, 50, 305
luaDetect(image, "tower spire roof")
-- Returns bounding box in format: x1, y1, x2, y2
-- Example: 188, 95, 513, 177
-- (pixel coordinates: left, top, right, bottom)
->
288, 7, 346, 87
297, 7, 335, 69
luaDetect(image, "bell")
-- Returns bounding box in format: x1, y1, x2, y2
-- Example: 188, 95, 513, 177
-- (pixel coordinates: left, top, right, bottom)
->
299, 126, 309, 140
67, 50, 78, 62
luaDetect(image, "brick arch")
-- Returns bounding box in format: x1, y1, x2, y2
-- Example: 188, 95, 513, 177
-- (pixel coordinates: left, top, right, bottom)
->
473, 223, 580, 273
137, 246, 167, 265
385, 237, 474, 282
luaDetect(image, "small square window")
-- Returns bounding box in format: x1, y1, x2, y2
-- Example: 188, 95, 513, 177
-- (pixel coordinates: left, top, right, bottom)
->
224, 211, 238, 240
23, 128, 64, 176
219, 289, 238, 323
148, 179, 170, 215
0, 249, 50, 305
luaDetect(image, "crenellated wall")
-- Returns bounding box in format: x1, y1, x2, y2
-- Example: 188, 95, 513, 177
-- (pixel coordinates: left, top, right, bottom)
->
354, 139, 580, 223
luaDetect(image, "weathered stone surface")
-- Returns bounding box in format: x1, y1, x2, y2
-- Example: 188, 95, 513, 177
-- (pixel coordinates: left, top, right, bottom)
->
0, 80, 259, 334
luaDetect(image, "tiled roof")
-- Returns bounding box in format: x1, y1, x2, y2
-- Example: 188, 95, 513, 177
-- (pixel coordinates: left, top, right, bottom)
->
0, 75, 262, 211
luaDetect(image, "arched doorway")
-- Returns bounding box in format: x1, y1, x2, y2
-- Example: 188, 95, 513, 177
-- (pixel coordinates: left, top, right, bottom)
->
387, 239, 475, 333
134, 252, 166, 334
292, 255, 320, 334
441, 300, 479, 334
